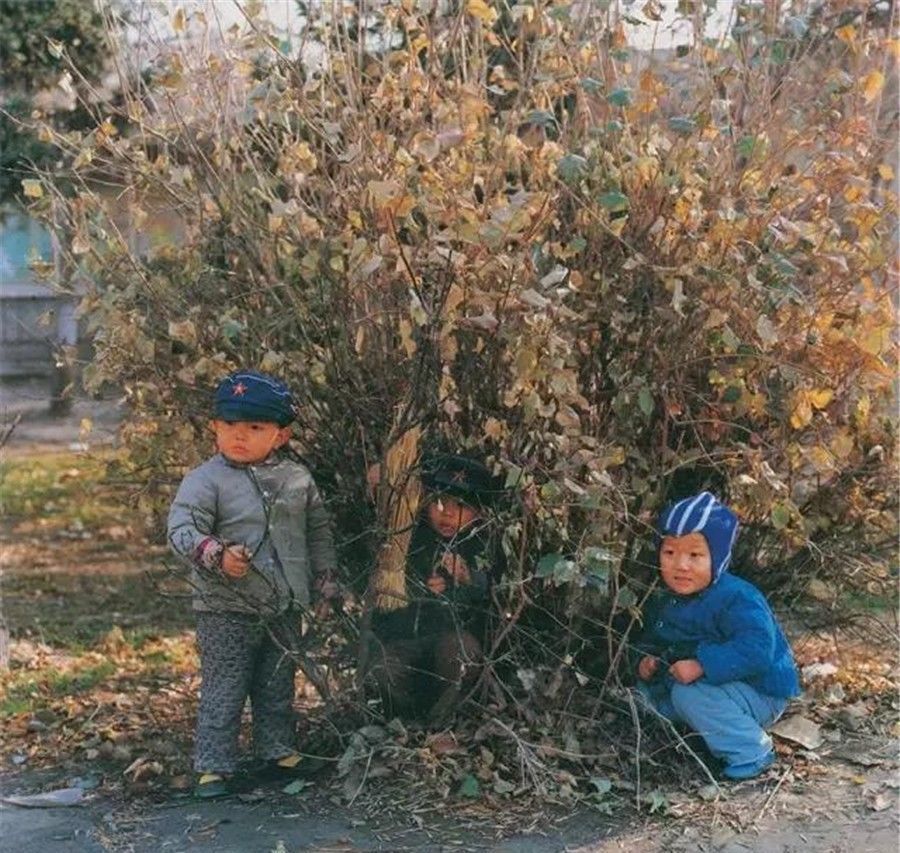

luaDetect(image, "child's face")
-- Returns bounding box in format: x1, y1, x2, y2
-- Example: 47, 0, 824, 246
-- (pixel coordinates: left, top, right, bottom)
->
211, 419, 290, 464
426, 495, 481, 539
659, 532, 713, 595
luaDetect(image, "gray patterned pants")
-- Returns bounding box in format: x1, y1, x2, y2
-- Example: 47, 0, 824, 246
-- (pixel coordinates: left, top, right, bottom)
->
194, 611, 300, 773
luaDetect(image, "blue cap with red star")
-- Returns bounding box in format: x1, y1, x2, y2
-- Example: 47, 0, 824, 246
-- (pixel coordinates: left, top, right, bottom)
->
214, 371, 296, 426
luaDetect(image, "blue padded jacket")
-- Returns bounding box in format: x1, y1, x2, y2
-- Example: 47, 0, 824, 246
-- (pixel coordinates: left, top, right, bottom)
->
637, 572, 800, 699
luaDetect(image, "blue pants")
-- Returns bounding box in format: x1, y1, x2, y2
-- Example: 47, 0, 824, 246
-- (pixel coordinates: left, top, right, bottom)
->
637, 677, 786, 775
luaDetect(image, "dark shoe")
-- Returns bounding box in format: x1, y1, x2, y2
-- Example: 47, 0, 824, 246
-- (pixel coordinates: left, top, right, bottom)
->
194, 772, 232, 799
257, 752, 304, 781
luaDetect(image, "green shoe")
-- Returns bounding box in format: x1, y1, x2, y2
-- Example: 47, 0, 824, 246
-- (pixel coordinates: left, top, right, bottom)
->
194, 772, 231, 799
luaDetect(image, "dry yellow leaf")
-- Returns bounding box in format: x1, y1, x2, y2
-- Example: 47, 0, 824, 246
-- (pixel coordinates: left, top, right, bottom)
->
877, 163, 895, 181
466, 0, 498, 24
830, 431, 854, 460
860, 70, 885, 102
398, 318, 416, 358
483, 417, 506, 440
22, 179, 43, 198
789, 393, 813, 430
806, 446, 833, 473
809, 389, 833, 410
835, 24, 856, 44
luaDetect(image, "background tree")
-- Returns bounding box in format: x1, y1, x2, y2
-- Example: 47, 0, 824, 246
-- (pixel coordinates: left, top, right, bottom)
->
0, 0, 111, 206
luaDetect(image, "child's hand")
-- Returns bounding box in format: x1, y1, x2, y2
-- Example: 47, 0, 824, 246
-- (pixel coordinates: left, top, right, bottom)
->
426, 572, 447, 595
222, 545, 251, 578
669, 659, 704, 684
638, 656, 660, 681
441, 552, 471, 585
312, 575, 340, 617
315, 575, 340, 600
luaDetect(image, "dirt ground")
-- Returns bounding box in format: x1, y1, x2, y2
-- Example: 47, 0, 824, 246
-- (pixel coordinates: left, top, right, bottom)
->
1, 382, 898, 852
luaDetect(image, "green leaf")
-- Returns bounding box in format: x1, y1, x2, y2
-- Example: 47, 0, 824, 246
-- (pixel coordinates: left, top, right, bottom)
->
458, 774, 481, 799
646, 789, 668, 813
282, 779, 310, 795
580, 77, 603, 94
552, 559, 579, 586
504, 464, 523, 489
590, 777, 612, 797
536, 553, 565, 578
523, 110, 558, 129
605, 120, 624, 133
770, 502, 792, 530
221, 319, 244, 343
615, 587, 638, 610
638, 387, 654, 417
722, 385, 742, 403
668, 115, 697, 136
557, 154, 588, 185
737, 135, 762, 159
599, 191, 629, 212
607, 87, 633, 107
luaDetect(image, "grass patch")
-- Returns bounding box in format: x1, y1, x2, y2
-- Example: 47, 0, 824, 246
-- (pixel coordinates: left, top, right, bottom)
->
0, 449, 132, 528
1, 661, 117, 717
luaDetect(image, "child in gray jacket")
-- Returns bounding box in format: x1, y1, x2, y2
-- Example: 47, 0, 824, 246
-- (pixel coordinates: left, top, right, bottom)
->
168, 370, 336, 797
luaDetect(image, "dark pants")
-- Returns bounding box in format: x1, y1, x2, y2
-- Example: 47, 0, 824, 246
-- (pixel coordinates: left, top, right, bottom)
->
366, 627, 483, 721
194, 611, 300, 773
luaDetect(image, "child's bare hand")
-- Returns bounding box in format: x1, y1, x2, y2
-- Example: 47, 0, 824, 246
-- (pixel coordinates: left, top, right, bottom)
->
315, 576, 339, 600
638, 656, 660, 681
441, 552, 470, 585
222, 545, 251, 578
669, 659, 704, 684
426, 572, 447, 595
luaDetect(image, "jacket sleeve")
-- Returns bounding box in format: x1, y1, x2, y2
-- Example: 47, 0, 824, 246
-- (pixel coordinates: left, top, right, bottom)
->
306, 478, 337, 578
626, 596, 666, 672
167, 469, 221, 568
695, 588, 777, 685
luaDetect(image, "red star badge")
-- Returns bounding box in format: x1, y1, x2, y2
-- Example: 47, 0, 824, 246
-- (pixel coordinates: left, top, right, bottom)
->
232, 382, 248, 396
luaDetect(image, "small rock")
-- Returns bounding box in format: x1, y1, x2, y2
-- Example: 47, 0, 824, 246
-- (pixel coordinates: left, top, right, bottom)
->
33, 709, 58, 725
10, 753, 27, 766
837, 702, 870, 732
26, 719, 49, 733
169, 775, 191, 791
110, 745, 132, 762
771, 715, 824, 750
358, 725, 386, 744
98, 741, 116, 758
823, 683, 846, 704
802, 662, 838, 680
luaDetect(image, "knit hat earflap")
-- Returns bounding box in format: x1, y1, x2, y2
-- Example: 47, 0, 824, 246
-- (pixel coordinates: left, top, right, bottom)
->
214, 371, 296, 427
657, 491, 739, 582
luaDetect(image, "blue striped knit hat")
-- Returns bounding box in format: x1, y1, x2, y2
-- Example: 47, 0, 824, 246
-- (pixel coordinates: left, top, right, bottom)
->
214, 371, 296, 426
657, 491, 739, 582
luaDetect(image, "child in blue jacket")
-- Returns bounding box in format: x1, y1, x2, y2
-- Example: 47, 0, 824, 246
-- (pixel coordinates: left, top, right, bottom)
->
635, 491, 800, 780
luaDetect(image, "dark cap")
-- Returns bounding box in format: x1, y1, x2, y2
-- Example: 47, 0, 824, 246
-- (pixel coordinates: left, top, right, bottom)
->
214, 371, 296, 426
421, 454, 501, 509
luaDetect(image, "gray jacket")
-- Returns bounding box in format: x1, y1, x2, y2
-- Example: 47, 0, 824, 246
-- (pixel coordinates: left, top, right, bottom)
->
167, 452, 336, 614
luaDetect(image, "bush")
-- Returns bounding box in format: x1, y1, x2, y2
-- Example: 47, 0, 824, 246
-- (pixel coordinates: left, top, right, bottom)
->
27, 2, 896, 676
